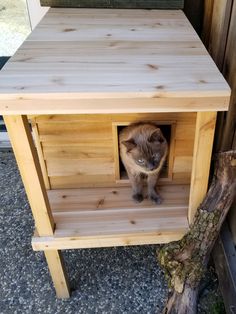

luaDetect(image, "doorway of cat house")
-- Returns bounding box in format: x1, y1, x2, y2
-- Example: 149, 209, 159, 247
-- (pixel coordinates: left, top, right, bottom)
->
113, 122, 175, 184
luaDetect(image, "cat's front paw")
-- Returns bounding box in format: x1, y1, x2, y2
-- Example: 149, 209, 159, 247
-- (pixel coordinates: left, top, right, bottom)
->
132, 193, 144, 203
149, 193, 163, 204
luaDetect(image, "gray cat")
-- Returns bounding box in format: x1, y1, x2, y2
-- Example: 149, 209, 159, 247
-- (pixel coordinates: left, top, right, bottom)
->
119, 122, 168, 204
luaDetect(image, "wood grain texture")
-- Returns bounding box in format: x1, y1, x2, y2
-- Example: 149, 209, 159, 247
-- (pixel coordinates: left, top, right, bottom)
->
0, 8, 230, 114
188, 111, 217, 224
40, 0, 184, 9
32, 113, 195, 188
31, 119, 51, 189
44, 250, 70, 298
3, 115, 55, 236
32, 184, 189, 250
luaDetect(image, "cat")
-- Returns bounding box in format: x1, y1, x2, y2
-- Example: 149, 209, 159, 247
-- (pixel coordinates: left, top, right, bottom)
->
119, 122, 168, 204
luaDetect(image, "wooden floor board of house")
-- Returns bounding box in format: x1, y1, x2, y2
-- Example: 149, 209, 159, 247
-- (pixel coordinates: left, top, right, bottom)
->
32, 184, 189, 251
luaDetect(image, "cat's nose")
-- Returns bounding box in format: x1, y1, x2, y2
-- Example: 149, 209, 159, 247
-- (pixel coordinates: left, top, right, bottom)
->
147, 162, 155, 171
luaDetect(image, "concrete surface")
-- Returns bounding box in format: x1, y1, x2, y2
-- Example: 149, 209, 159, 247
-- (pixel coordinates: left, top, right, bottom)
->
0, 151, 225, 313
0, 0, 31, 56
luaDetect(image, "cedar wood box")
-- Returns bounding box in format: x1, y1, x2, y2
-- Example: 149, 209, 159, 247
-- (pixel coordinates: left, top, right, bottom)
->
0, 4, 230, 298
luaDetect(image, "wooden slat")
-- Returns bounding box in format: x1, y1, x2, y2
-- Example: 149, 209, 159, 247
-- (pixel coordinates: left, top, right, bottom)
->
0, 8, 230, 114
3, 115, 54, 236
43, 143, 113, 159
48, 185, 190, 212
173, 156, 193, 173
31, 120, 51, 189
46, 158, 114, 176
33, 231, 186, 250
32, 184, 189, 250
44, 250, 70, 298
174, 140, 194, 156
0, 97, 229, 115
32, 112, 197, 123
188, 111, 217, 224
33, 113, 195, 188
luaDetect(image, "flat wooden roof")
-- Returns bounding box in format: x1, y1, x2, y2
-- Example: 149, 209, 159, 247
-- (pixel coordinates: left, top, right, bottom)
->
0, 9, 230, 114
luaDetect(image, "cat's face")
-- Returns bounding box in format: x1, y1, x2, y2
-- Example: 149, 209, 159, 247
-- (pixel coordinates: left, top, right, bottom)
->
122, 127, 168, 172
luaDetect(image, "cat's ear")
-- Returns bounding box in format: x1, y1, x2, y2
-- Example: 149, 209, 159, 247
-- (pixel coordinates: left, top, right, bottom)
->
149, 129, 164, 143
122, 139, 136, 151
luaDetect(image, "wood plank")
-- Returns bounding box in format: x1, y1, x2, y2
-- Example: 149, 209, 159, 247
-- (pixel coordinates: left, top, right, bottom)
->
33, 231, 186, 250
31, 120, 51, 189
0, 97, 230, 115
174, 140, 194, 156
0, 8, 230, 114
32, 112, 197, 124
50, 174, 115, 188
188, 111, 217, 224
48, 185, 190, 212
3, 115, 54, 236
173, 156, 193, 173
46, 158, 114, 176
42, 144, 113, 159
44, 250, 70, 298
32, 184, 189, 250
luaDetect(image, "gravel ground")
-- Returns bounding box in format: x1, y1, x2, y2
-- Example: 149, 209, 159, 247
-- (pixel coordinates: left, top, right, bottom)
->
0, 151, 225, 314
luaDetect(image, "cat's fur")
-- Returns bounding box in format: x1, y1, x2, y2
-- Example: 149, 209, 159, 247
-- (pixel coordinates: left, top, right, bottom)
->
119, 123, 168, 204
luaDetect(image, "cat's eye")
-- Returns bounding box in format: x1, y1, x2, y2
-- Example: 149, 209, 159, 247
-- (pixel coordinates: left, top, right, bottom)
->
138, 159, 145, 164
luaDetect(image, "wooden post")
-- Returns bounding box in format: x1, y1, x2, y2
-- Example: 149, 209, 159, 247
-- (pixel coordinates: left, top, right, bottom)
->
3, 115, 70, 298
45, 251, 70, 298
188, 111, 217, 224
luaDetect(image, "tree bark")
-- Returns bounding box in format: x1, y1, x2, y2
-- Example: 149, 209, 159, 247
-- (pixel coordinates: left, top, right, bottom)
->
158, 151, 236, 314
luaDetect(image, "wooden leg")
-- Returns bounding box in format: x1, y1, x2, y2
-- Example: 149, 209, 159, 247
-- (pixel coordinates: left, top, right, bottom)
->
188, 111, 217, 224
3, 115, 54, 235
45, 250, 70, 299
3, 115, 70, 297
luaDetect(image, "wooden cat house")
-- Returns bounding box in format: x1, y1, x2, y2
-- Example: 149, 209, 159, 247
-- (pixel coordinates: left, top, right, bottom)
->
0, 7, 230, 298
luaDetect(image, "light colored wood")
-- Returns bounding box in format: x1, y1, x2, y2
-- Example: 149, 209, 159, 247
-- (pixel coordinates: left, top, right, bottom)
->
33, 231, 186, 251
33, 112, 196, 123
0, 8, 230, 114
48, 184, 189, 212
44, 250, 70, 298
173, 156, 193, 173
46, 158, 114, 176
174, 140, 194, 156
32, 184, 189, 250
32, 113, 195, 188
3, 115, 54, 236
50, 174, 115, 189
188, 112, 217, 224
0, 97, 230, 116
31, 120, 51, 189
